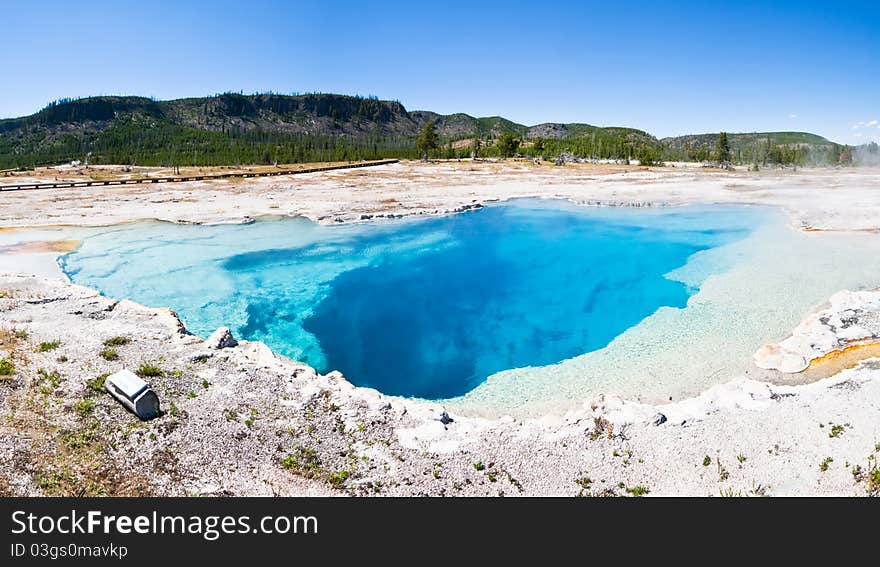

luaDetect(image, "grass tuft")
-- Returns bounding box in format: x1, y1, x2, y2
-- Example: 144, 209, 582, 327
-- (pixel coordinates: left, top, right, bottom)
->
626, 485, 650, 497
281, 445, 323, 478
135, 363, 163, 378
38, 340, 61, 352
100, 348, 118, 361
73, 399, 96, 418
86, 373, 109, 395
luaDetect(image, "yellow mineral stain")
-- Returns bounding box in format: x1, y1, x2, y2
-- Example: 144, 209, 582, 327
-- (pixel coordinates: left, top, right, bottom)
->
0, 240, 80, 254
801, 340, 880, 381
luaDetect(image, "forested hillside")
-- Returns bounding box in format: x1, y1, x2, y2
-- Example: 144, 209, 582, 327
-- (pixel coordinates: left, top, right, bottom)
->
662, 131, 849, 166
0, 93, 851, 168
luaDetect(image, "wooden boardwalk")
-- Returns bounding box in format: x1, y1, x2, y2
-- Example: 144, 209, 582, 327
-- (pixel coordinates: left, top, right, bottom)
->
0, 159, 399, 192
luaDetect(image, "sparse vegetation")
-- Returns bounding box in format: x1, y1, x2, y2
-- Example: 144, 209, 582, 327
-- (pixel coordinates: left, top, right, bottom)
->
224, 409, 239, 422
103, 336, 130, 347
38, 340, 61, 352
718, 484, 769, 497
820, 457, 833, 472
35, 469, 74, 494
0, 358, 13, 376
473, 461, 485, 471
589, 416, 613, 440
244, 409, 257, 428
575, 475, 592, 497
73, 399, 96, 418
717, 458, 730, 482
37, 369, 62, 394
868, 467, 880, 496
100, 348, 119, 361
853, 452, 880, 497
135, 363, 164, 378
828, 423, 846, 438
505, 471, 523, 492
60, 427, 97, 451
86, 373, 109, 395
626, 485, 650, 497
328, 470, 350, 488
281, 445, 322, 478
702, 455, 712, 467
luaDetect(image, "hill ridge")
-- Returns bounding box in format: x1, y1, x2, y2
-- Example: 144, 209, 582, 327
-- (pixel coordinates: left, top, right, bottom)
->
0, 92, 849, 168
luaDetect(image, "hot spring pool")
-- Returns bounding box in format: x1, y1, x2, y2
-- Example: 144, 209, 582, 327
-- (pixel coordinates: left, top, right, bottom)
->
59, 199, 880, 416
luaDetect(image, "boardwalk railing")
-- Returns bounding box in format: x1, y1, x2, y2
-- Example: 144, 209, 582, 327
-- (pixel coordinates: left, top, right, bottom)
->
0, 159, 399, 192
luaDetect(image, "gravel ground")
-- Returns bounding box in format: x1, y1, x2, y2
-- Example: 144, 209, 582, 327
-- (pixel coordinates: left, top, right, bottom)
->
1, 275, 878, 497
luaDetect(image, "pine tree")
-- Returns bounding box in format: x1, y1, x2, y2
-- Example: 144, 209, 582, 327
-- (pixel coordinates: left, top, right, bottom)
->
532, 137, 545, 156
716, 132, 731, 166
497, 132, 520, 159
416, 120, 439, 161
471, 138, 482, 160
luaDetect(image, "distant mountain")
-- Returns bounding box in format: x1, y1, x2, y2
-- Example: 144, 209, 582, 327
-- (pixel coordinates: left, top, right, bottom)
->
410, 111, 528, 139
0, 94, 419, 137
663, 131, 833, 149
0, 93, 848, 168
662, 131, 850, 165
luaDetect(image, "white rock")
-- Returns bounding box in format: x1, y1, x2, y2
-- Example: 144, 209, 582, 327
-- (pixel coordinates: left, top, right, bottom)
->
204, 326, 237, 349
754, 289, 880, 373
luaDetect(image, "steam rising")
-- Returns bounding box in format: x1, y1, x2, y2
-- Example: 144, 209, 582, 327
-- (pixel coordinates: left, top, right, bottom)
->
854, 142, 880, 166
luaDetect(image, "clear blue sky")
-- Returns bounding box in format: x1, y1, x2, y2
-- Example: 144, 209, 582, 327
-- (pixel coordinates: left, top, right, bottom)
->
2, 0, 878, 143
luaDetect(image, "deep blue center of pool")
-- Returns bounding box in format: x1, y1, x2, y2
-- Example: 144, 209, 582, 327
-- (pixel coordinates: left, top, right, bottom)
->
60, 200, 762, 399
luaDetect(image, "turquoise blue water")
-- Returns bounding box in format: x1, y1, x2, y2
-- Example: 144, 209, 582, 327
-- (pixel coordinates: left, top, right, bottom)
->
60, 201, 767, 399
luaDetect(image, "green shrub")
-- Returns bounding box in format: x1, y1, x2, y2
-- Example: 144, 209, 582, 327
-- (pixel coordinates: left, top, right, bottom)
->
37, 369, 62, 394
281, 445, 322, 478
38, 340, 61, 352
102, 336, 130, 347
74, 399, 96, 418
869, 468, 880, 494
86, 373, 109, 395
135, 363, 163, 378
328, 470, 350, 488
100, 348, 118, 361
0, 358, 13, 376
